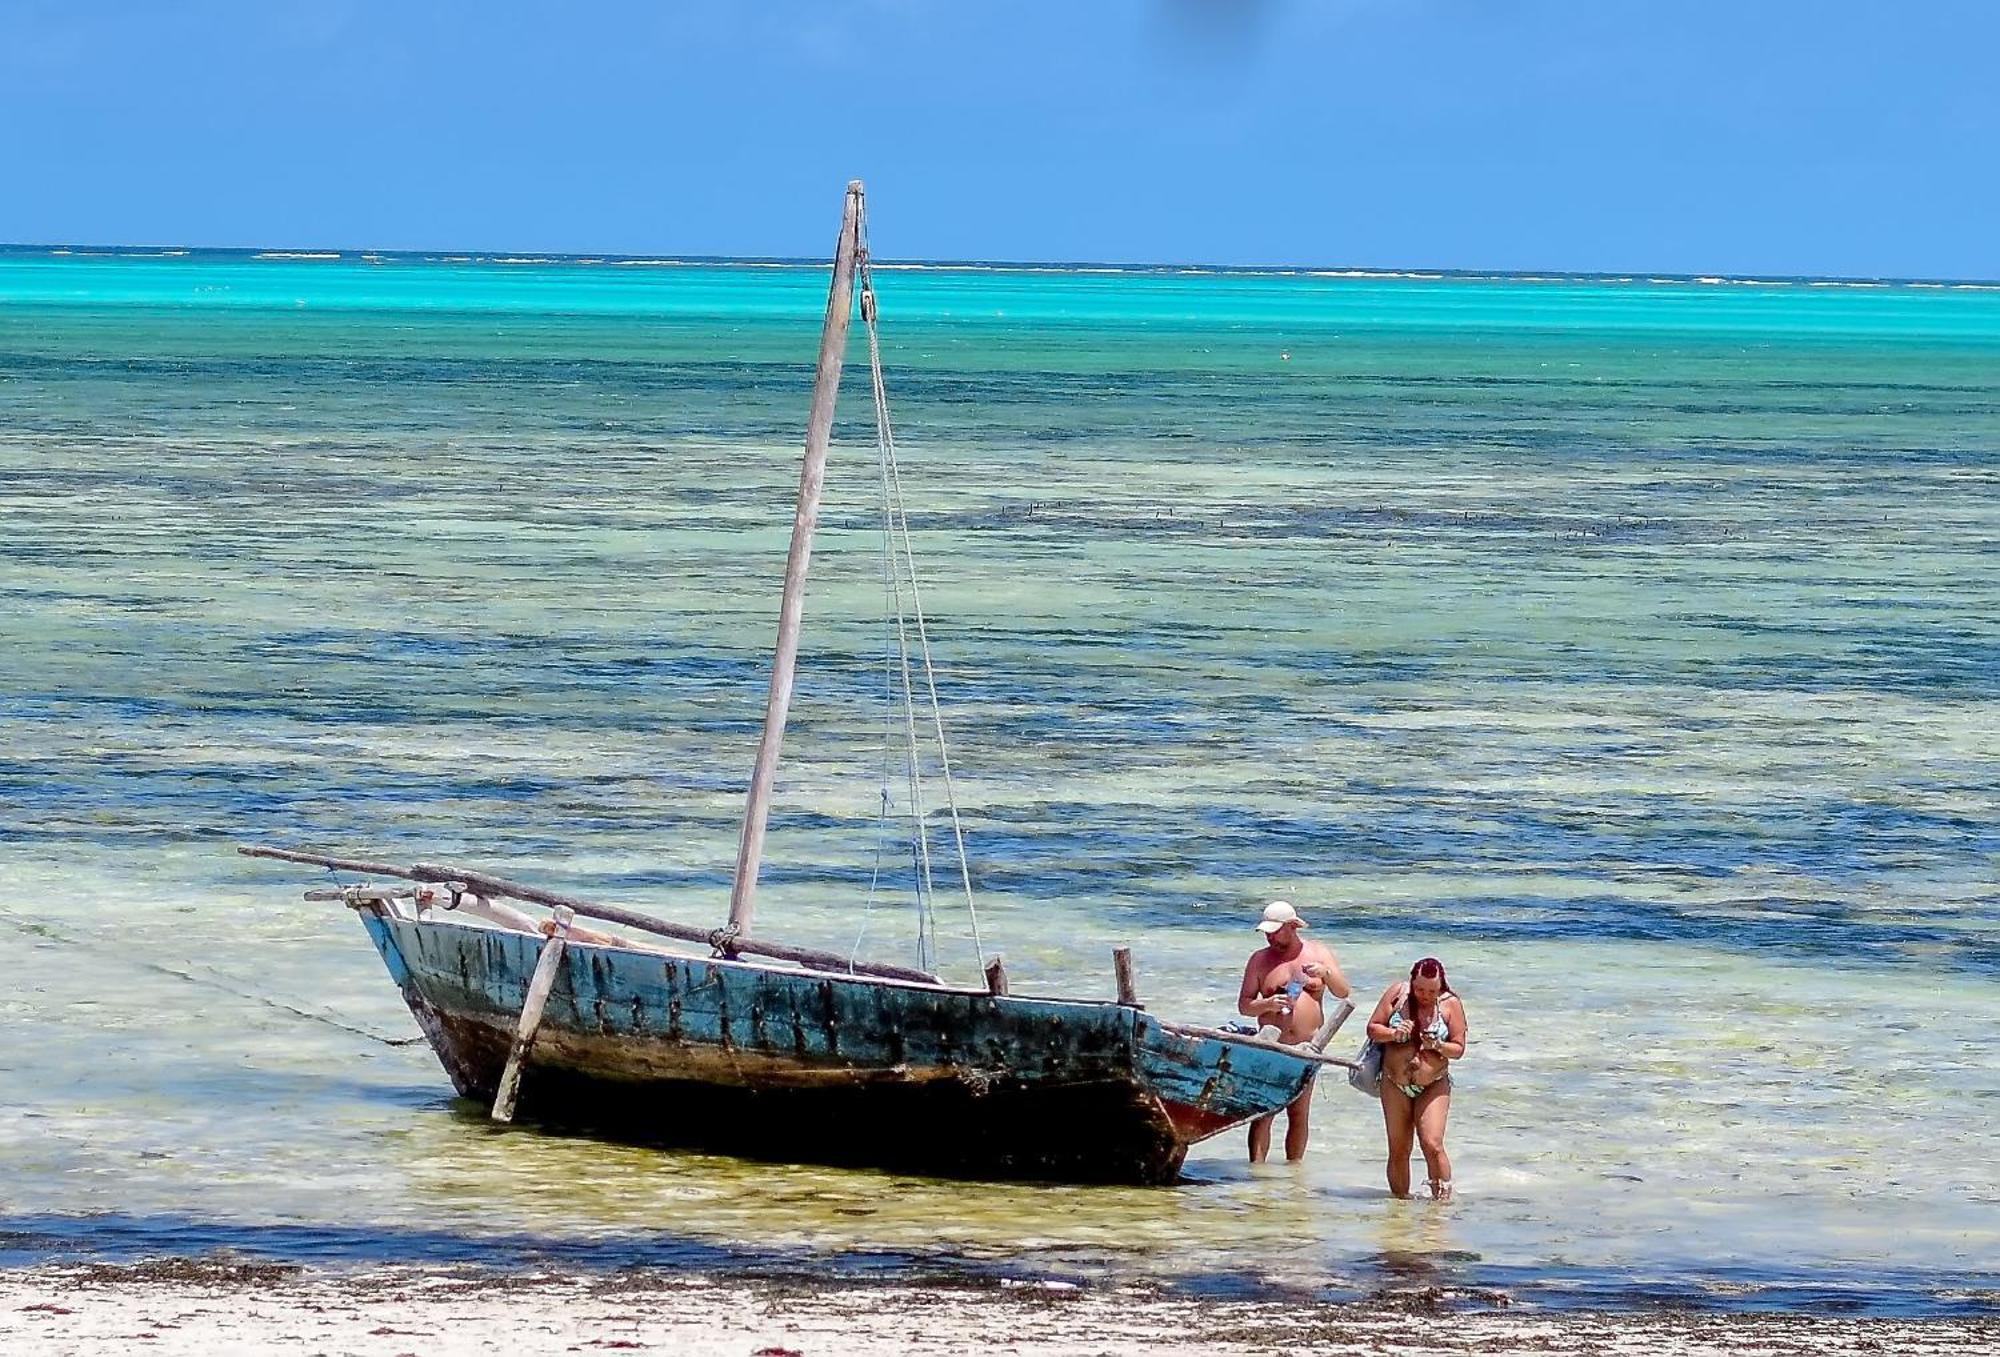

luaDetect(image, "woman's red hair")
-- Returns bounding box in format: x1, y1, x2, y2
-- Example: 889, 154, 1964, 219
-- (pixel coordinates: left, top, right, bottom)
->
1405, 956, 1452, 1023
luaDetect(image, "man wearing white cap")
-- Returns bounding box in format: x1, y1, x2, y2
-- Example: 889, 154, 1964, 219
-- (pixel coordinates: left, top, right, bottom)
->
1237, 900, 1351, 1162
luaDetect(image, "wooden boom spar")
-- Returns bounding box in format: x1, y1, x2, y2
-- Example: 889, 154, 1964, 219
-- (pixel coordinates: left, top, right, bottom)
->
236, 843, 940, 985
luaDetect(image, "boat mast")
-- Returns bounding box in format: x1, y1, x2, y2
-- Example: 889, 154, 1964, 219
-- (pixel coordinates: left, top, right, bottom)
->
726, 179, 866, 937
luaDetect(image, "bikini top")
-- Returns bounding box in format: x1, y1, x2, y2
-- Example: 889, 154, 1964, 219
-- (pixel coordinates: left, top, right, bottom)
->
1390, 984, 1452, 1043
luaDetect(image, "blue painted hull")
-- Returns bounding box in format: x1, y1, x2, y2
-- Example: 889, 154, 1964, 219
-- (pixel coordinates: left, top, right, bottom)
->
360, 908, 1319, 1184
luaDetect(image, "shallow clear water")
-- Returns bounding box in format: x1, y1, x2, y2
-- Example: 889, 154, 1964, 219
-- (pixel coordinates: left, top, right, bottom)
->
1, 248, 1997, 1313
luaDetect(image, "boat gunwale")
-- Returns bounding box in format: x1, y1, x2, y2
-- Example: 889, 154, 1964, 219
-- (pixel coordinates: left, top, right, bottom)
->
374, 906, 1348, 1068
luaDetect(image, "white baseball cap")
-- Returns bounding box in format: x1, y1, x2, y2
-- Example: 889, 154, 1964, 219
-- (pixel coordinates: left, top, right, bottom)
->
1256, 901, 1307, 934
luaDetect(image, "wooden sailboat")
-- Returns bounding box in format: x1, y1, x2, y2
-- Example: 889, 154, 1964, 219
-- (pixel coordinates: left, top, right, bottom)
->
242, 182, 1351, 1185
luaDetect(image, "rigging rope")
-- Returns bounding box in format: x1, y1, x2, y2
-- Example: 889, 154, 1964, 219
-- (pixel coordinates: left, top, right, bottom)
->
890, 508, 941, 971
856, 228, 985, 972
851, 785, 891, 968
0, 903, 422, 1048
872, 280, 940, 972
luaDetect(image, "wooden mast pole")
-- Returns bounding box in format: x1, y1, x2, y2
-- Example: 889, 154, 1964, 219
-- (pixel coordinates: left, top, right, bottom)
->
726, 180, 866, 937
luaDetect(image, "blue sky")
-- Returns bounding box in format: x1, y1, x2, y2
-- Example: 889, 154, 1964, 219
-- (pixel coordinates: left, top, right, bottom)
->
3, 1, 1994, 278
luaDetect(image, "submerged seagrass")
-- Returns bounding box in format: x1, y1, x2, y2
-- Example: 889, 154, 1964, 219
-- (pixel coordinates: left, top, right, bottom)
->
6, 232, 1998, 1307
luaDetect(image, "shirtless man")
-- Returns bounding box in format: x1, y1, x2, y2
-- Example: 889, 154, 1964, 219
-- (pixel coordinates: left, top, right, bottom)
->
1236, 901, 1352, 1163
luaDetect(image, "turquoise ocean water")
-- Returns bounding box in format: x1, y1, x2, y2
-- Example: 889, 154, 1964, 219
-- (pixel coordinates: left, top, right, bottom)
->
1, 247, 1996, 1312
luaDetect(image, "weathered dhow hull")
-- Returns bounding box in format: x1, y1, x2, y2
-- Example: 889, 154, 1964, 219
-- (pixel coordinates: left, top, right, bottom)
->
360, 907, 1316, 1184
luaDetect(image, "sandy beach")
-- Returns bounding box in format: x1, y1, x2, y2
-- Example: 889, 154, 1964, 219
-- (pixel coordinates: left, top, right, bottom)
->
2, 1261, 1995, 1357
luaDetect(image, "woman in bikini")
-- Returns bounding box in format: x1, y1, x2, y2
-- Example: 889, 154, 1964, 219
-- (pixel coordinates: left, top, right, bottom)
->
1365, 957, 1467, 1200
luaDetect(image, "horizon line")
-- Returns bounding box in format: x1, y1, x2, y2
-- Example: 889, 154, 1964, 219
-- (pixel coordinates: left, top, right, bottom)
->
4, 240, 2000, 291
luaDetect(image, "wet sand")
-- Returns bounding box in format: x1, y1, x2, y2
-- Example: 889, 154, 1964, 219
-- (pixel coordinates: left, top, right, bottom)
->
3, 1262, 1995, 1356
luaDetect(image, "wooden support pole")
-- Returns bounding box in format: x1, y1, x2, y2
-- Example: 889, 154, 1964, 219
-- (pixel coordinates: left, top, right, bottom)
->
249, 846, 412, 879
491, 906, 573, 1124
984, 955, 1008, 996
239, 843, 940, 986
305, 886, 417, 902
1156, 1019, 1363, 1071
1113, 946, 1140, 1008
405, 859, 941, 984
1310, 996, 1358, 1052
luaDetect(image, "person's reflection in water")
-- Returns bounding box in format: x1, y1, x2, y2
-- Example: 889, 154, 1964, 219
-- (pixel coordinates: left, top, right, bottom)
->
1369, 1192, 1457, 1287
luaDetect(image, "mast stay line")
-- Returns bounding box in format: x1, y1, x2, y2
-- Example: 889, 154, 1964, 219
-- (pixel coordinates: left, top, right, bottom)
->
724, 177, 982, 977
857, 228, 984, 971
